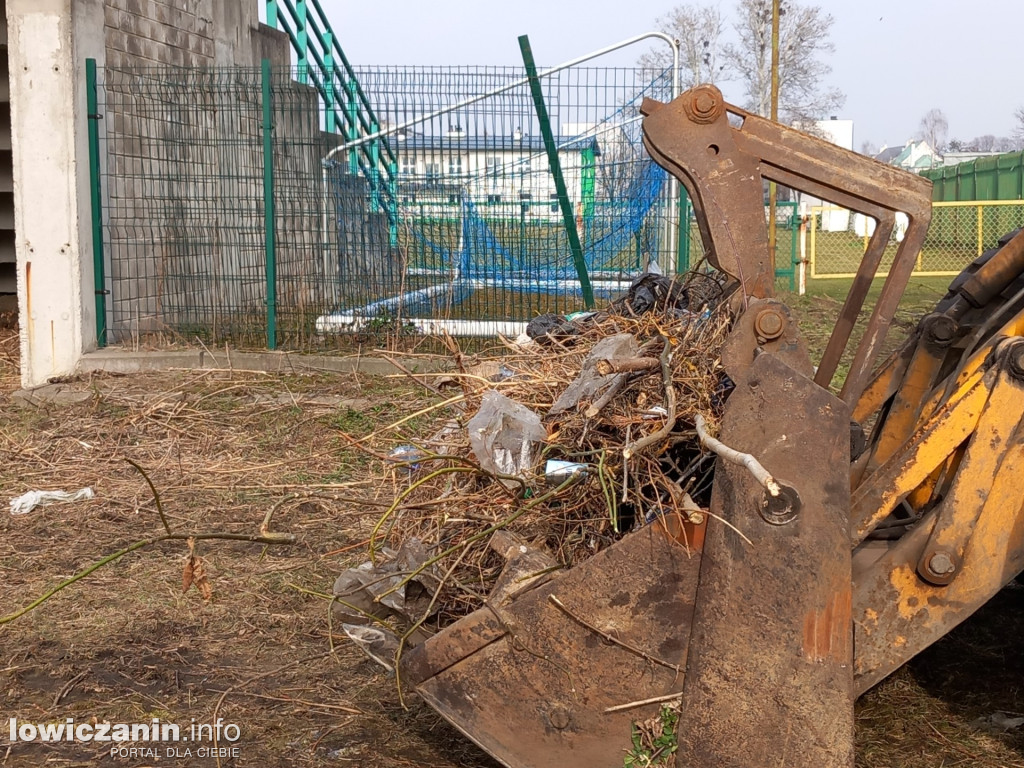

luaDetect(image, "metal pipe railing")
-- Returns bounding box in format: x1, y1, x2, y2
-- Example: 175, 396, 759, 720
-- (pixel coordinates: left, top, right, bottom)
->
265, 0, 399, 238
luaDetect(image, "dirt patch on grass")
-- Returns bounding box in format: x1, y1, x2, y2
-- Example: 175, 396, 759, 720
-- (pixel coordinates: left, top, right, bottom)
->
0, 363, 499, 767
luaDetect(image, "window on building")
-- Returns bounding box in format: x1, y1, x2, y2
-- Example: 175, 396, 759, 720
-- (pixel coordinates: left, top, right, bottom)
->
424, 162, 441, 180
400, 157, 415, 176
448, 155, 463, 176
550, 192, 559, 212
487, 194, 502, 204
485, 156, 500, 178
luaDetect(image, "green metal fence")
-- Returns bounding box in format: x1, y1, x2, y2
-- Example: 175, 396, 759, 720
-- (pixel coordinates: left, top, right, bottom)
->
90, 60, 694, 349
808, 200, 1024, 278
922, 151, 1024, 202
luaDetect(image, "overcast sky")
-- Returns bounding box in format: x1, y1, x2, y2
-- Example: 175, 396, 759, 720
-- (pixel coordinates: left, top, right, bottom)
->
318, 0, 1021, 150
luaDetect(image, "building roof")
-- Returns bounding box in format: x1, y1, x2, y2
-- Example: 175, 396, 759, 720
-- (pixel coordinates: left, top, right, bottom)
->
874, 146, 902, 164
875, 140, 941, 171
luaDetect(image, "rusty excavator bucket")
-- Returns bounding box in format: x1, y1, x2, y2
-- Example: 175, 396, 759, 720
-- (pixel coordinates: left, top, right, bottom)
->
396, 85, 942, 767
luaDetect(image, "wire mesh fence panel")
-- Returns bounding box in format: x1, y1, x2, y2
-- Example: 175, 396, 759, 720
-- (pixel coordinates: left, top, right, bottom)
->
97, 63, 693, 348
316, 64, 680, 335
809, 202, 1024, 279
930, 202, 1024, 263
101, 67, 270, 345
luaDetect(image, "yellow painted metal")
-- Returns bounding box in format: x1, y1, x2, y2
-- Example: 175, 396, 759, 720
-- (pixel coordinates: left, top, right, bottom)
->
809, 210, 818, 278
850, 372, 992, 544
914, 308, 1024, 425
864, 341, 947, 474
853, 411, 1024, 693
977, 204, 984, 257
851, 343, 914, 424
905, 462, 944, 511
917, 365, 1024, 579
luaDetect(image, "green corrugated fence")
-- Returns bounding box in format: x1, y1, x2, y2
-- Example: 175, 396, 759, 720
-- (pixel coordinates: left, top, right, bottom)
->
923, 151, 1024, 202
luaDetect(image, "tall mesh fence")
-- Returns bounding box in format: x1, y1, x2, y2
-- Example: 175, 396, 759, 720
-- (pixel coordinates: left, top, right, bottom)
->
96, 64, 684, 348
323, 65, 676, 330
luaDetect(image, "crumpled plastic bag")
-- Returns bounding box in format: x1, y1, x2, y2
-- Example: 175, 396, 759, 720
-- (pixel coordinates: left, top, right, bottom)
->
467, 391, 546, 486
10, 487, 95, 516
971, 711, 1024, 734
332, 538, 441, 623
341, 624, 400, 673
526, 313, 577, 343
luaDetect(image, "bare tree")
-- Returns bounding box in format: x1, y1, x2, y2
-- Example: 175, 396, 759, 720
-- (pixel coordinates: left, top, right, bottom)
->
993, 135, 1017, 153
1013, 106, 1024, 149
860, 140, 877, 157
917, 109, 949, 153
964, 134, 1017, 153
724, 0, 844, 122
640, 3, 728, 89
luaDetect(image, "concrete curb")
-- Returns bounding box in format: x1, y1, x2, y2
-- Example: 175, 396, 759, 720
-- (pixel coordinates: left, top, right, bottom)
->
78, 348, 451, 377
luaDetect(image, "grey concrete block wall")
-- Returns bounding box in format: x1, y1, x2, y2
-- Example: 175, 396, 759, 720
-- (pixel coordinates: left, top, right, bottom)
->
100, 0, 290, 341
103, 0, 215, 69
97, 0, 399, 345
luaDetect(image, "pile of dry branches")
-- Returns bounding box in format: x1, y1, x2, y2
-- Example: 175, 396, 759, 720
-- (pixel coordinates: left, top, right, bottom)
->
344, 273, 736, 630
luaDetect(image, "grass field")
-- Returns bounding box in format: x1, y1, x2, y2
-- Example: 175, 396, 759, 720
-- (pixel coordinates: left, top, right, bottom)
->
3, 282, 1024, 767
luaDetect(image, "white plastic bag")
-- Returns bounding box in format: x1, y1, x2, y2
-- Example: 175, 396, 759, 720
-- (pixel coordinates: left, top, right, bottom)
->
10, 487, 94, 516
467, 391, 546, 487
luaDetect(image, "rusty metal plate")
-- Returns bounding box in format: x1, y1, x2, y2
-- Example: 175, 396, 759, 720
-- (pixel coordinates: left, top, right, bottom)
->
675, 351, 855, 768
403, 521, 703, 768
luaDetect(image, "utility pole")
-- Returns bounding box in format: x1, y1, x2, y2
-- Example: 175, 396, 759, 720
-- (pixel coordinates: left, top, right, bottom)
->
768, 0, 780, 277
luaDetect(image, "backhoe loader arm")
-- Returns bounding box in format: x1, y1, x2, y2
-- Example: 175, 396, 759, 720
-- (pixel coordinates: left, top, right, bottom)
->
850, 228, 1024, 692
641, 85, 932, 404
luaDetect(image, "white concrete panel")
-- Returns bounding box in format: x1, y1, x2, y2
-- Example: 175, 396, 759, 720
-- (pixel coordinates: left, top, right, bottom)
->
8, 0, 101, 387
9, 0, 81, 386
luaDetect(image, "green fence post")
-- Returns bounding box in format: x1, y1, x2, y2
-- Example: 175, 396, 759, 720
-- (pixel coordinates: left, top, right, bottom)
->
676, 188, 691, 272
788, 202, 798, 291
387, 159, 398, 246
345, 80, 358, 174
86, 58, 107, 347
323, 30, 335, 133
368, 120, 381, 213
518, 34, 594, 310
580, 146, 595, 246
261, 59, 278, 350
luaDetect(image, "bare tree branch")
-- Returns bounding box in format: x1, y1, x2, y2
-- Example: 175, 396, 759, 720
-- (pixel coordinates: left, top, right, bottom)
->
724, 0, 844, 123
639, 3, 729, 89
1014, 106, 1024, 150
917, 108, 949, 153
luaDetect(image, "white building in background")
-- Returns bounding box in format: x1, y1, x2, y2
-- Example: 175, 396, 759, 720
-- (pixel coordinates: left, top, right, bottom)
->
390, 127, 601, 219
798, 117, 855, 232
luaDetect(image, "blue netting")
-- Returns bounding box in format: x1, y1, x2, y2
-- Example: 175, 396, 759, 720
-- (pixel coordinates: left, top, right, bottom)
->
454, 160, 666, 286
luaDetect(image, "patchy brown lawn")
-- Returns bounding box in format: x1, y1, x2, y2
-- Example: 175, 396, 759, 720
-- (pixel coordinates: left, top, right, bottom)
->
1, 289, 1023, 767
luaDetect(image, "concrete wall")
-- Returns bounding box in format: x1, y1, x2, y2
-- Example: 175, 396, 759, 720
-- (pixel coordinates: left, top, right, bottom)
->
11, 0, 398, 376
7, 0, 298, 385
8, 0, 105, 387
103, 0, 214, 68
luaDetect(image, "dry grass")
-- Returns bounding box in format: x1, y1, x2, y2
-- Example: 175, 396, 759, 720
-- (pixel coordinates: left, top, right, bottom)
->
1, 290, 1023, 767
0, 337, 499, 767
